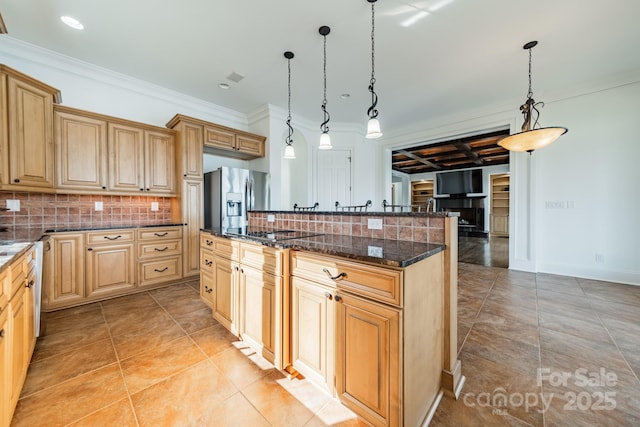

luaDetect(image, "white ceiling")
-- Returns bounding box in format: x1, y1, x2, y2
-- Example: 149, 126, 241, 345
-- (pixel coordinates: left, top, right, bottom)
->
1, 0, 639, 133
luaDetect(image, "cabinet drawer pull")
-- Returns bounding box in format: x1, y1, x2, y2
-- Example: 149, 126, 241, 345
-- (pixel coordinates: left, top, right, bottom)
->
13, 179, 20, 183
204, 286, 213, 294
104, 235, 122, 241
154, 247, 169, 252
154, 232, 169, 237
322, 268, 346, 281
154, 267, 169, 273
204, 259, 212, 266
205, 239, 213, 246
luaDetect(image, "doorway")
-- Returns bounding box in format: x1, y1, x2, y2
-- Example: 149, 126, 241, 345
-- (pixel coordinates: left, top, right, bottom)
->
316, 149, 352, 211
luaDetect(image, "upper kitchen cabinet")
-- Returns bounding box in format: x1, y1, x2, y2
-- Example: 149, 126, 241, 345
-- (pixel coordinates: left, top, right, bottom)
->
0, 65, 61, 192
54, 105, 108, 192
109, 122, 176, 195
166, 114, 266, 161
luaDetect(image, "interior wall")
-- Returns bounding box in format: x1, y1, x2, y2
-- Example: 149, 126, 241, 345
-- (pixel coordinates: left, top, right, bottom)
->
533, 81, 640, 284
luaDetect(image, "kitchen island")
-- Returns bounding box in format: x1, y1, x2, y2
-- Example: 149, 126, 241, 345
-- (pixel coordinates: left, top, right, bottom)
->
199, 212, 462, 427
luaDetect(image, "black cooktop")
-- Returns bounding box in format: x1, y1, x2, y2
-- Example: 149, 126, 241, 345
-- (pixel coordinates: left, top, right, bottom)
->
223, 228, 323, 242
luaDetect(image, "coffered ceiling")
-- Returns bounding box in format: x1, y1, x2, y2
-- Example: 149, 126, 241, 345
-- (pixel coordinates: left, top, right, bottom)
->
391, 129, 510, 174
0, 1, 639, 135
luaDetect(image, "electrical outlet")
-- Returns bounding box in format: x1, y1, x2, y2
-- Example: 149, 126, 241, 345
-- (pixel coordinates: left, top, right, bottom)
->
94, 201, 103, 211
151, 202, 159, 211
367, 245, 383, 258
6, 199, 20, 212
267, 214, 275, 222
367, 218, 383, 230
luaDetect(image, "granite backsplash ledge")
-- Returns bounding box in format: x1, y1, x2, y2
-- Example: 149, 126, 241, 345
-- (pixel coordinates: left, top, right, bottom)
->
0, 191, 173, 231
249, 211, 446, 244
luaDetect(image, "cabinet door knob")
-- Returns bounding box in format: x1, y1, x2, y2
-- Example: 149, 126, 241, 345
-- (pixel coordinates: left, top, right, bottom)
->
26, 280, 34, 288
322, 268, 346, 281
0, 329, 4, 338
334, 295, 342, 302
102, 186, 107, 190
325, 292, 333, 300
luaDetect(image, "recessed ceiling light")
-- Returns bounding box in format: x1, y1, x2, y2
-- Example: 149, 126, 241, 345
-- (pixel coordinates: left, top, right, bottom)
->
218, 83, 230, 89
340, 93, 350, 99
60, 15, 84, 30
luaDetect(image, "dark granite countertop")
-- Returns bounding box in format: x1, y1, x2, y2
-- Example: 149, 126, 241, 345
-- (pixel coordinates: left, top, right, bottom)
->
201, 228, 444, 268
250, 210, 449, 218
44, 223, 185, 233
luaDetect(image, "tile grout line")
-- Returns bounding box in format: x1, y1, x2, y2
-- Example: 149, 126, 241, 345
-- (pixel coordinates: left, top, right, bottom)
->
100, 296, 142, 427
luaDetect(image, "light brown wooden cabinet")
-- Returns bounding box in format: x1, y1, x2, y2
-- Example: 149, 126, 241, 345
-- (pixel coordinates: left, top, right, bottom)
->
290, 250, 445, 427
290, 276, 335, 395
199, 233, 286, 368
54, 106, 108, 191
0, 65, 61, 192
203, 124, 265, 159
43, 233, 85, 310
411, 180, 434, 211
181, 179, 203, 278
0, 300, 9, 427
136, 227, 183, 287
85, 230, 136, 299
3, 246, 37, 427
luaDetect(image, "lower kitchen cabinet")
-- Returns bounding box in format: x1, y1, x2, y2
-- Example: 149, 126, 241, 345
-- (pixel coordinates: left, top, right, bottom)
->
291, 276, 335, 395
213, 256, 239, 335
238, 264, 280, 363
85, 229, 136, 299
336, 292, 400, 426
42, 226, 185, 311
0, 304, 8, 427
290, 249, 445, 427
43, 233, 85, 310
199, 232, 286, 369
2, 246, 37, 427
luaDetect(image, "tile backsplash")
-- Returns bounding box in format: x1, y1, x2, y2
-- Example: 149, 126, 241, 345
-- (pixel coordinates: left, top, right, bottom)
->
248, 212, 446, 244
0, 191, 173, 230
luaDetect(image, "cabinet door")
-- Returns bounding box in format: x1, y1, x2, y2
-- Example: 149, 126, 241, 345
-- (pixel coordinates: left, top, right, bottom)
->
239, 265, 279, 362
145, 129, 176, 194
213, 256, 238, 335
7, 76, 55, 188
9, 286, 26, 410
183, 180, 203, 277
86, 243, 136, 298
108, 123, 144, 192
291, 276, 335, 395
43, 233, 85, 310
235, 134, 265, 157
181, 122, 203, 178
55, 110, 108, 191
336, 292, 400, 427
0, 307, 9, 427
204, 126, 235, 151
491, 215, 509, 236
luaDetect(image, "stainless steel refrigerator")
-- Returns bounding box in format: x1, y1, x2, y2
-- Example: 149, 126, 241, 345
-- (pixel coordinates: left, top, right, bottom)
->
203, 167, 270, 231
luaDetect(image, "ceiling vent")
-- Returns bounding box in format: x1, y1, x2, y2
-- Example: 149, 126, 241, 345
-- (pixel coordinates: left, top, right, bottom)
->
226, 72, 244, 83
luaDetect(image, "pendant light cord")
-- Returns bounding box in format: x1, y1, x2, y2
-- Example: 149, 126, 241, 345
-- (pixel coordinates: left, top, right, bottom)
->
367, 1, 379, 120
286, 56, 293, 145
320, 32, 330, 133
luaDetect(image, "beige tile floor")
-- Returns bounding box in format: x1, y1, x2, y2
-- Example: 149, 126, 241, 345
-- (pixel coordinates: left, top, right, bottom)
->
11, 264, 640, 426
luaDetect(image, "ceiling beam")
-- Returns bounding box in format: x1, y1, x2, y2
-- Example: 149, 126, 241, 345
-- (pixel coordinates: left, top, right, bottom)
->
453, 142, 484, 165
396, 150, 442, 170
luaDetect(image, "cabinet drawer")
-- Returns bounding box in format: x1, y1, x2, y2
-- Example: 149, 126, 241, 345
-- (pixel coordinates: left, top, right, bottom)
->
137, 227, 182, 241
291, 251, 402, 306
86, 229, 135, 244
138, 256, 182, 287
200, 234, 238, 260
138, 239, 182, 259
200, 248, 214, 270
239, 243, 283, 276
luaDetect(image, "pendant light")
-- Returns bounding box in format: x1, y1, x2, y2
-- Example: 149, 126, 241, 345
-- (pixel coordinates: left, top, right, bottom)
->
365, 0, 382, 139
318, 25, 332, 150
283, 51, 296, 160
498, 41, 567, 153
